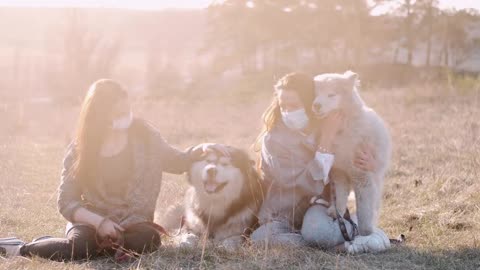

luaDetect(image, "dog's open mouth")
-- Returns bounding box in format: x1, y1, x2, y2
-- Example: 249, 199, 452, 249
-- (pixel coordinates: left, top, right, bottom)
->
203, 180, 228, 194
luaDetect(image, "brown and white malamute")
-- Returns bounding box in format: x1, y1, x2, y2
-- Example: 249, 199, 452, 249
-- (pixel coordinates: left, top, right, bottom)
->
161, 146, 264, 249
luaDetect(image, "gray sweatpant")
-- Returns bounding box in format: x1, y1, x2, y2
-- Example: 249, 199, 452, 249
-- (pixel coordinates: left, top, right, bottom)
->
251, 205, 356, 249
250, 220, 308, 247
301, 205, 356, 248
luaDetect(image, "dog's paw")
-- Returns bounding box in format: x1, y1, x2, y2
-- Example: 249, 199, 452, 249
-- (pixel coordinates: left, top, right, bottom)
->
178, 233, 200, 248
345, 228, 391, 254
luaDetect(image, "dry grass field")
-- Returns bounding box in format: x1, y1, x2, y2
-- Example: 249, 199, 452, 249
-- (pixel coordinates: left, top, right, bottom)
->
0, 83, 479, 269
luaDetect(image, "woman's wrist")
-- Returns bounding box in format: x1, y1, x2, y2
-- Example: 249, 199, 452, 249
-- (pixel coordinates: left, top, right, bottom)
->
72, 207, 105, 229
95, 217, 109, 231
90, 213, 107, 229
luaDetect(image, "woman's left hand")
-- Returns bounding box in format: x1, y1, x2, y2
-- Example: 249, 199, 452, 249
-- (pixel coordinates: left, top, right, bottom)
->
202, 143, 230, 157
192, 143, 230, 158
354, 142, 376, 172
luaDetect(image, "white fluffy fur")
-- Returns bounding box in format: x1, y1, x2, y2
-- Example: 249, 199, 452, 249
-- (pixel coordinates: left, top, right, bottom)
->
159, 151, 261, 250
344, 228, 391, 254
312, 71, 392, 236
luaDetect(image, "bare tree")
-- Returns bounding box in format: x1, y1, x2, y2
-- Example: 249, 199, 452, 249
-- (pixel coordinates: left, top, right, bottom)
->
416, 0, 440, 67
438, 9, 478, 68
45, 8, 122, 103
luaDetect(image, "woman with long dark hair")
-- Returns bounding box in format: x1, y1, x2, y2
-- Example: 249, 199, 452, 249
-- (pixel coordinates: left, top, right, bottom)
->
0, 79, 224, 261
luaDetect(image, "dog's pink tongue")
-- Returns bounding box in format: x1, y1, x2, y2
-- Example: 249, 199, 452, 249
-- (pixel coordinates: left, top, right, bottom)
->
205, 182, 217, 193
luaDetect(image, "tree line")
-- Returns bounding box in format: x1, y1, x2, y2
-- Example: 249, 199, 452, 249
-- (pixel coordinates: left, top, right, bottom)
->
202, 0, 480, 80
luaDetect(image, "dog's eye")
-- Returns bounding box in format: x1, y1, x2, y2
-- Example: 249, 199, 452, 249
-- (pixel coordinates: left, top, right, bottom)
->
328, 93, 336, 97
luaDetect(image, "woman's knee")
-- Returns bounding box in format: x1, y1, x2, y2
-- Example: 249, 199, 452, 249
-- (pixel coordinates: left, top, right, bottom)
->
250, 221, 306, 247
251, 221, 290, 242
301, 205, 322, 241
123, 223, 161, 254
301, 205, 346, 248
67, 225, 98, 260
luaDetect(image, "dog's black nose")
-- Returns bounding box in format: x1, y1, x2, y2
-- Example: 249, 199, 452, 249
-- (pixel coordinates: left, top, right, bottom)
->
206, 167, 217, 178
312, 103, 322, 112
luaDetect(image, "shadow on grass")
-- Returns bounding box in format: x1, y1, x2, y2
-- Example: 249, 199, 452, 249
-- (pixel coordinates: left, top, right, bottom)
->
69, 245, 480, 270
341, 246, 480, 270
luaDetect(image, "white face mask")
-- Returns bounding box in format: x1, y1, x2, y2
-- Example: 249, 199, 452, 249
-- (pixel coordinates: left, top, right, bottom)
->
112, 111, 133, 130
281, 108, 309, 131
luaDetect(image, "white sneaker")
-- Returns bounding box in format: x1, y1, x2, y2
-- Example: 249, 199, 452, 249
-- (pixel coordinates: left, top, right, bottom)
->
0, 237, 25, 258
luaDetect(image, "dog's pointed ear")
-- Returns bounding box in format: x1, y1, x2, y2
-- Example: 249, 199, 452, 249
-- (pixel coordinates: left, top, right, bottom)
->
344, 70, 358, 81
344, 70, 359, 89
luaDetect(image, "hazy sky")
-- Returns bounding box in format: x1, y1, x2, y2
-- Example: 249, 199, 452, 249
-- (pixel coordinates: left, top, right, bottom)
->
0, 0, 478, 10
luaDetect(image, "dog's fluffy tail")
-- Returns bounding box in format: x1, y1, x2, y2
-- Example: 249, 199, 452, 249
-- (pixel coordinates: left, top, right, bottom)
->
156, 203, 185, 233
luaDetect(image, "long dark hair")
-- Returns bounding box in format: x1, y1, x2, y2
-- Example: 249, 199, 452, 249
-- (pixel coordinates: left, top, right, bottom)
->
73, 79, 128, 188
253, 72, 315, 151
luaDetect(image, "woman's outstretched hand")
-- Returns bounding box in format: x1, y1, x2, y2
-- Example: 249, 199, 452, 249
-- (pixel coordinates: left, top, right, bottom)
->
202, 143, 230, 157
191, 143, 230, 159
354, 142, 377, 172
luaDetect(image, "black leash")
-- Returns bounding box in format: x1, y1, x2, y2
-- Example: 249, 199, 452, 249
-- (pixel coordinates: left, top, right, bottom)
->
313, 183, 406, 245
330, 182, 359, 242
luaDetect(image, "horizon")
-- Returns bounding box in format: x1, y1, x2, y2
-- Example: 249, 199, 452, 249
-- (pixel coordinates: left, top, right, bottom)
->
0, 0, 479, 11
